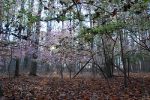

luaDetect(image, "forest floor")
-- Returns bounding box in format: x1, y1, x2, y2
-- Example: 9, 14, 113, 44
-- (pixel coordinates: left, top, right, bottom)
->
0, 73, 150, 100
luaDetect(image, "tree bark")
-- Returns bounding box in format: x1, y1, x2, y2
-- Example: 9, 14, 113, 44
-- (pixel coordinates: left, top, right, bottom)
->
101, 37, 113, 78
0, 0, 3, 29
120, 32, 127, 87
29, 0, 42, 76
29, 60, 37, 76
14, 58, 20, 77
0, 80, 3, 97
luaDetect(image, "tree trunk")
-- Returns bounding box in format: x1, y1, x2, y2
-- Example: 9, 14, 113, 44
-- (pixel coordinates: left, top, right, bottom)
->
29, 0, 42, 76
14, 58, 20, 77
102, 37, 113, 78
127, 58, 130, 77
60, 65, 64, 79
120, 33, 127, 87
0, 0, 3, 24
0, 80, 3, 97
23, 56, 29, 70
69, 70, 72, 79
92, 64, 97, 78
29, 60, 37, 76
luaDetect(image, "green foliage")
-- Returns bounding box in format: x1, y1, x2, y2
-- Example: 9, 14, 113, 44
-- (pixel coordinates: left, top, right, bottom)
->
81, 21, 126, 35
19, 8, 27, 14
27, 13, 40, 26
3, 0, 11, 12
130, 2, 148, 14
79, 21, 126, 42
92, 12, 101, 19
143, 0, 150, 3
73, 12, 84, 21
16, 9, 27, 19
84, 33, 94, 42
58, 15, 67, 21
3, 0, 16, 12
138, 19, 150, 30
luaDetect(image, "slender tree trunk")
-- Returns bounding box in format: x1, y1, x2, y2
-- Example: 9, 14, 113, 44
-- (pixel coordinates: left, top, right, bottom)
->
120, 32, 127, 87
29, 0, 42, 76
14, 58, 20, 77
60, 64, 64, 79
47, 0, 53, 33
0, 39, 4, 96
88, 6, 96, 78
27, 0, 34, 37
102, 37, 113, 78
127, 58, 130, 77
69, 69, 72, 79
8, 48, 13, 78
0, 80, 3, 97
0, 0, 3, 30
29, 60, 37, 76
23, 55, 29, 70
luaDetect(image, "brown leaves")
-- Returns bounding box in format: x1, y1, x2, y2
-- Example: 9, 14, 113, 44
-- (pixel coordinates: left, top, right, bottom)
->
1, 74, 150, 99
